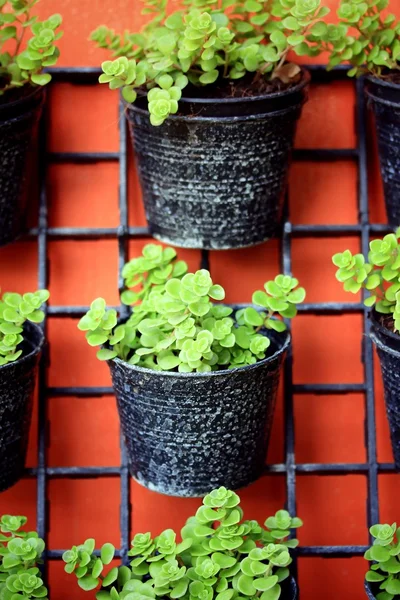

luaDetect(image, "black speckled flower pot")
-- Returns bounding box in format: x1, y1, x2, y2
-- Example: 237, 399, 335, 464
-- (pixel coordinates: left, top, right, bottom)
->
108, 325, 290, 497
366, 76, 400, 227
0, 86, 44, 247
370, 310, 400, 469
364, 580, 377, 599
0, 322, 44, 492
125, 70, 310, 250
283, 576, 298, 600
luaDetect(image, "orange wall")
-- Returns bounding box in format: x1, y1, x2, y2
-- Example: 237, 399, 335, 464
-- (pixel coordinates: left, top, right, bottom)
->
0, 0, 398, 598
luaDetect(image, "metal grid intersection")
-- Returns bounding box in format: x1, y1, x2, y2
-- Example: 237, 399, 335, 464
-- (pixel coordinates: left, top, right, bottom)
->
23, 65, 392, 580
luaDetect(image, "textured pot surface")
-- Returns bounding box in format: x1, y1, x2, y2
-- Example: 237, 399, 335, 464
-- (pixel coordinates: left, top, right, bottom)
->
283, 576, 298, 600
370, 310, 400, 469
108, 327, 290, 497
126, 71, 310, 250
0, 85, 44, 247
366, 76, 400, 227
364, 580, 377, 599
0, 322, 44, 491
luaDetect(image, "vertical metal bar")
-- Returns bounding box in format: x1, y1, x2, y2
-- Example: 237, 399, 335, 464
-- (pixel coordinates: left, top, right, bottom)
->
36, 97, 49, 573
356, 78, 379, 527
118, 100, 131, 563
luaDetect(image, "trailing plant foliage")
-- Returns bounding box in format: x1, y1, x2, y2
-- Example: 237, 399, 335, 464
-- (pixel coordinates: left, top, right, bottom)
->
364, 523, 400, 600
0, 1, 62, 95
0, 288, 49, 366
308, 0, 400, 77
64, 486, 302, 600
91, 0, 330, 125
0, 515, 48, 600
78, 244, 305, 372
332, 228, 400, 331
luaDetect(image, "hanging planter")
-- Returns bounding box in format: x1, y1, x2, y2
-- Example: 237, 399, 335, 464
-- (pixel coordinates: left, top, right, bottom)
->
321, 0, 400, 227
0, 288, 49, 492
90, 0, 331, 249
364, 522, 400, 599
0, 87, 45, 247
64, 486, 303, 600
79, 243, 305, 497
125, 74, 309, 249
366, 77, 400, 227
332, 230, 400, 471
108, 324, 289, 496
0, 3, 63, 247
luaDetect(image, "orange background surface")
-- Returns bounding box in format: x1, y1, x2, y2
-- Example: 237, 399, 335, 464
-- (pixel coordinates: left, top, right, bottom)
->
0, 0, 398, 598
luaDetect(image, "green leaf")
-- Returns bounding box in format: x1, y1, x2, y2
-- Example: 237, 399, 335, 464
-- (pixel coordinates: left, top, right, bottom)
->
370, 545, 391, 562
157, 351, 180, 370
199, 70, 219, 84
260, 585, 282, 600
243, 307, 263, 327
102, 567, 119, 587
87, 333, 108, 347
31, 73, 52, 86
101, 543, 115, 565
78, 576, 99, 591
97, 349, 117, 361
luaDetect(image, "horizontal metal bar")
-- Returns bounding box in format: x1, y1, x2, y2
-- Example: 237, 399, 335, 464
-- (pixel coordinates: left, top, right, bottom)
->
28, 227, 149, 240
24, 462, 397, 478
48, 386, 114, 397
297, 302, 363, 314
291, 223, 393, 237
293, 383, 366, 394
49, 152, 120, 164
293, 149, 358, 161
297, 546, 368, 557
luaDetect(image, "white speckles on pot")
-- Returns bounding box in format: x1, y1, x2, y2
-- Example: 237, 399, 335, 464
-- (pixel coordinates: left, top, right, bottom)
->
370, 311, 400, 470
366, 77, 400, 227
125, 77, 309, 250
0, 323, 43, 492
108, 329, 290, 497
0, 87, 44, 247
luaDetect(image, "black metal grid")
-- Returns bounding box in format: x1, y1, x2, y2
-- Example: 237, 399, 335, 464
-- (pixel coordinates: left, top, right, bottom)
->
18, 64, 394, 584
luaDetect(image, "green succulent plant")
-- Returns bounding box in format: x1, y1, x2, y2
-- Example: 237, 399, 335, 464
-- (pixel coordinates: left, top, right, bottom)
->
0, 515, 48, 600
78, 244, 305, 372
306, 0, 400, 77
64, 487, 303, 600
0, 1, 63, 95
90, 0, 330, 125
365, 523, 400, 600
0, 288, 49, 366
332, 228, 400, 332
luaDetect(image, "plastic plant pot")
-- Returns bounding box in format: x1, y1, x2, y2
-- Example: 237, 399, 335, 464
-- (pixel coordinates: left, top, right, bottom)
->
366, 76, 400, 228
107, 324, 290, 497
364, 580, 377, 599
0, 86, 45, 247
125, 69, 310, 250
0, 322, 44, 491
370, 309, 400, 469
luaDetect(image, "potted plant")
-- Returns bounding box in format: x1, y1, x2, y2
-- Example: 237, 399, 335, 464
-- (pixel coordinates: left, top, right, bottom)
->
64, 486, 303, 600
0, 514, 48, 599
0, 287, 49, 491
90, 0, 329, 250
0, 2, 62, 246
332, 230, 400, 470
364, 522, 400, 599
308, 0, 400, 227
78, 243, 305, 497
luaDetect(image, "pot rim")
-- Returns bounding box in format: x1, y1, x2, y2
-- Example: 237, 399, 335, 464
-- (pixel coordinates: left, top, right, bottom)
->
366, 73, 400, 91
146, 67, 310, 106
0, 321, 44, 373
369, 309, 400, 356
0, 84, 44, 114
110, 316, 291, 378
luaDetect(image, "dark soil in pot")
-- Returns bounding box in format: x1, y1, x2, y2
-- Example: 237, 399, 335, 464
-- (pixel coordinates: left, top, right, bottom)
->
125, 69, 310, 250
370, 309, 400, 469
0, 321, 44, 491
366, 75, 400, 227
107, 322, 290, 497
0, 85, 44, 247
